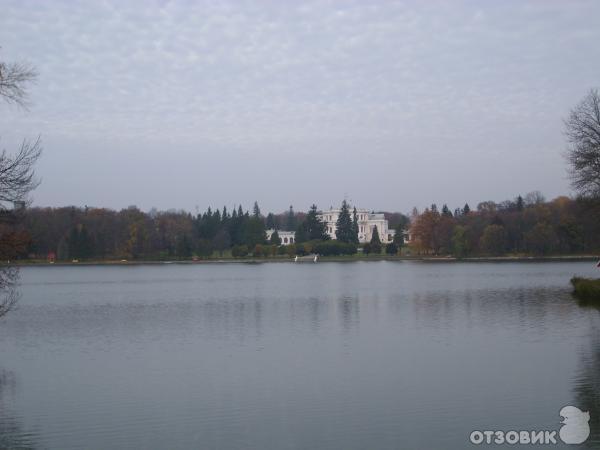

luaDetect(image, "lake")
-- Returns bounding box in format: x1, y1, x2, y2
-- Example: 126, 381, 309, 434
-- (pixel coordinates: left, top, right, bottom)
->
0, 261, 598, 449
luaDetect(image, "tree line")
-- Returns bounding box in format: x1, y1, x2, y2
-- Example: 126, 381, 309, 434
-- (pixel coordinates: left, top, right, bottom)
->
14, 192, 600, 261
409, 193, 600, 256
16, 201, 407, 261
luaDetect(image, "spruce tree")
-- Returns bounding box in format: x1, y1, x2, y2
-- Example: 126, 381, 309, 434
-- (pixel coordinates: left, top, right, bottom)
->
270, 230, 281, 245
295, 222, 308, 243
351, 207, 359, 243
369, 225, 382, 254
304, 204, 328, 241
335, 200, 354, 243
516, 195, 524, 211
441, 204, 452, 217
252, 201, 261, 218
393, 223, 405, 247
266, 213, 276, 229
286, 205, 296, 231
463, 203, 471, 215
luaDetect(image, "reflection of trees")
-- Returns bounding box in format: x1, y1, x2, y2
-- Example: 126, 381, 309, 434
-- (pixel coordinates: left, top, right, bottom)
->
338, 296, 359, 333
0, 267, 20, 318
573, 311, 600, 449
0, 369, 38, 450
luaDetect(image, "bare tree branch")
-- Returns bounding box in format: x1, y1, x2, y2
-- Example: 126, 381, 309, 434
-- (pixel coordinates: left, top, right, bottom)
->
565, 88, 600, 198
0, 137, 42, 208
0, 60, 37, 108
0, 52, 41, 319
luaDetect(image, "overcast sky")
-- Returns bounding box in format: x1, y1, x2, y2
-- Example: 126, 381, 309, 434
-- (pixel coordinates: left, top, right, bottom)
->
1, 0, 599, 215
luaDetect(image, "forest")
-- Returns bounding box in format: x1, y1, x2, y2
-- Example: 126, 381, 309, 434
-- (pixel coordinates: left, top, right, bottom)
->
409, 193, 600, 256
0, 193, 598, 261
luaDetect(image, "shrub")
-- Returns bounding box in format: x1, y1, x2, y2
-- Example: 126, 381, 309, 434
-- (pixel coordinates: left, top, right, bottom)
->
313, 240, 357, 256
295, 243, 307, 256
385, 243, 398, 255
369, 241, 382, 255
571, 277, 600, 301
231, 245, 248, 257
253, 244, 263, 257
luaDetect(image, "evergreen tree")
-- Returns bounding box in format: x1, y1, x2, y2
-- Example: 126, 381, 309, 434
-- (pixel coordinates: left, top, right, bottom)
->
516, 195, 524, 211
252, 201, 261, 218
213, 229, 230, 256
286, 205, 296, 231
463, 203, 471, 215
335, 200, 354, 243
351, 207, 360, 243
269, 230, 281, 245
244, 216, 266, 248
176, 234, 193, 258
295, 222, 308, 243
303, 204, 328, 241
393, 223, 405, 247
369, 225, 382, 254
266, 213, 276, 229
441, 204, 452, 217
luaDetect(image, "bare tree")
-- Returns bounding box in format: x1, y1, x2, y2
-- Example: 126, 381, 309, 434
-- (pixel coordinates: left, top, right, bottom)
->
0, 52, 42, 318
0, 59, 37, 108
565, 89, 600, 198
0, 137, 42, 209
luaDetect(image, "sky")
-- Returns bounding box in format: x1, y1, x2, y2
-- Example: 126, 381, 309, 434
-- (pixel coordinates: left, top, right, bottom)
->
1, 0, 599, 215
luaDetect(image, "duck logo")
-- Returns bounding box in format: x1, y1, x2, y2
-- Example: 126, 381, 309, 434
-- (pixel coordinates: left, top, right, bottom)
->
559, 406, 590, 444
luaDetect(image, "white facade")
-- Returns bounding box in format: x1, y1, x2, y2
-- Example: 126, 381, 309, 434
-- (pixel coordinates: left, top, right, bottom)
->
265, 229, 296, 245
318, 207, 395, 243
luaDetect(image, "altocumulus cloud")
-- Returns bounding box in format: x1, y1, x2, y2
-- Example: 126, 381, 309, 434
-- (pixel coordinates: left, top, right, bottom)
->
1, 0, 600, 212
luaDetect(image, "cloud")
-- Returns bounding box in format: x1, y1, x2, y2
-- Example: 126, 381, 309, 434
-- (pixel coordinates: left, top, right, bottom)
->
1, 0, 599, 211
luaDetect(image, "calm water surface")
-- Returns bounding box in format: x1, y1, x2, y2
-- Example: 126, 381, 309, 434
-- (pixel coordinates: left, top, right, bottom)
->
0, 261, 599, 449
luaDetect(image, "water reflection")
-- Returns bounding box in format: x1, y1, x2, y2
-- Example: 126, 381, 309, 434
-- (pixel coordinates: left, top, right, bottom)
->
0, 369, 37, 450
0, 262, 598, 450
574, 307, 600, 449
0, 267, 20, 319
338, 295, 360, 334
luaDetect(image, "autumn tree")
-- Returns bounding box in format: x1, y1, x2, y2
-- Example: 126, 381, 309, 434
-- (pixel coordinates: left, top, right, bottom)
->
479, 224, 506, 256
451, 225, 469, 258
524, 222, 559, 255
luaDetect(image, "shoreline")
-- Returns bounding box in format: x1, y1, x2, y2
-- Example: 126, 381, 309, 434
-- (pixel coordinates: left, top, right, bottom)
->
6, 255, 599, 267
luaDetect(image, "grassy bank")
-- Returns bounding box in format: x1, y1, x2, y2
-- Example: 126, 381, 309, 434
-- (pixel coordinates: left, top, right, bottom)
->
6, 254, 599, 266
570, 277, 600, 302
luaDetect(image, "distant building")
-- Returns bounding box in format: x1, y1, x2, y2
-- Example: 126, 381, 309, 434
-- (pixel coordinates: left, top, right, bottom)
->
265, 229, 296, 245
318, 207, 395, 243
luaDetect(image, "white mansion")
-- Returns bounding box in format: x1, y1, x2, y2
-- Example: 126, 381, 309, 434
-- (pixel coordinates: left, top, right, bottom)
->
266, 207, 395, 245
265, 229, 296, 245
318, 207, 395, 244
